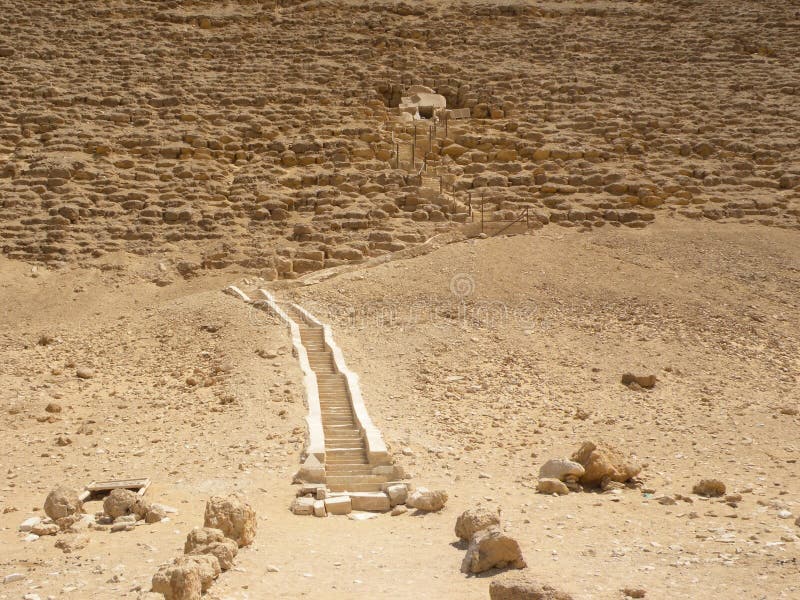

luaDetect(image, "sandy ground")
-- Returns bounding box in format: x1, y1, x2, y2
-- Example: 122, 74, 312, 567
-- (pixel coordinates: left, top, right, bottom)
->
1, 218, 798, 599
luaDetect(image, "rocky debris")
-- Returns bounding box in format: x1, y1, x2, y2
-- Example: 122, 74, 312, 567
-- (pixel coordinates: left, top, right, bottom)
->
693, 479, 726, 497
151, 555, 220, 600
19, 516, 41, 532
455, 507, 501, 541
184, 527, 238, 571
203, 494, 256, 547
30, 522, 59, 536
43, 486, 82, 521
460, 527, 526, 574
571, 441, 642, 487
44, 402, 62, 413
536, 478, 570, 495
54, 533, 89, 553
385, 483, 409, 506
622, 588, 647, 599
489, 571, 574, 600
407, 488, 448, 512
621, 373, 657, 389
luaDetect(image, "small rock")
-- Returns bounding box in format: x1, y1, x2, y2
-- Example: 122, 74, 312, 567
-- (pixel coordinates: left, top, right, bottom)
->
406, 488, 448, 512
461, 527, 526, 574
622, 588, 647, 599
203, 493, 257, 547
390, 505, 407, 516
55, 533, 90, 553
538, 459, 585, 482
104, 488, 150, 519
571, 441, 641, 487
152, 554, 220, 599
44, 486, 82, 521
537, 479, 569, 495
45, 402, 62, 413
184, 527, 238, 571
31, 523, 59, 536
621, 373, 656, 389
777, 510, 793, 520
3, 573, 24, 584
76, 367, 94, 379
693, 479, 726, 498
455, 507, 501, 541
19, 517, 41, 532
779, 406, 798, 416
489, 570, 573, 600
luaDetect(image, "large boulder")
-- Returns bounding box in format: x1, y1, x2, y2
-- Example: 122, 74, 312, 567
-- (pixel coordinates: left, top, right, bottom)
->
460, 527, 527, 574
538, 459, 585, 482
407, 488, 448, 512
455, 507, 501, 541
184, 527, 238, 571
489, 571, 574, 600
44, 486, 82, 521
103, 488, 150, 519
151, 555, 220, 600
203, 494, 256, 547
570, 441, 641, 486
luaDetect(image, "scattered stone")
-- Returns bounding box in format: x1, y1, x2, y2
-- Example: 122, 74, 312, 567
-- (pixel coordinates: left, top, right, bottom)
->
391, 505, 407, 516
538, 459, 585, 482
45, 402, 62, 413
621, 373, 656, 389
537, 478, 570, 495
777, 509, 793, 520
203, 493, 256, 547
779, 406, 798, 416
111, 522, 135, 533
54, 533, 89, 553
407, 488, 448, 512
622, 588, 647, 599
184, 527, 238, 571
3, 573, 25, 584
145, 506, 167, 524
350, 492, 391, 512
152, 555, 220, 600
571, 441, 641, 486
693, 479, 726, 498
385, 483, 408, 506
461, 527, 526, 574
76, 367, 94, 379
43, 485, 82, 521
103, 488, 150, 519
489, 570, 573, 600
455, 507, 501, 541
19, 516, 41, 532
291, 496, 315, 516
30, 522, 59, 536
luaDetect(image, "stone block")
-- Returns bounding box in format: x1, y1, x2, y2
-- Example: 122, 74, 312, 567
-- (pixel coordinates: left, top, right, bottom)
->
324, 495, 351, 515
350, 492, 391, 512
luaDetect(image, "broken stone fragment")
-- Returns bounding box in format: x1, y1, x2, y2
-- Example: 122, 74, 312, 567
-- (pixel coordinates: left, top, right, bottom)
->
538, 459, 585, 482
621, 372, 656, 389
103, 488, 150, 520
461, 527, 526, 574
152, 554, 220, 600
406, 488, 448, 512
203, 494, 256, 547
44, 485, 82, 521
571, 441, 641, 487
693, 479, 726, 497
455, 507, 501, 541
537, 478, 570, 495
489, 570, 574, 600
184, 527, 238, 571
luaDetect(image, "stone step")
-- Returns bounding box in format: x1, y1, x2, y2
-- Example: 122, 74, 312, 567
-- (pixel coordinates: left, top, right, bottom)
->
327, 481, 385, 493
325, 464, 374, 474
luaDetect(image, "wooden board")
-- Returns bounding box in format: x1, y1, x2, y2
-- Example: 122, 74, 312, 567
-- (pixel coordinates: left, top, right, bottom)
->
79, 478, 151, 501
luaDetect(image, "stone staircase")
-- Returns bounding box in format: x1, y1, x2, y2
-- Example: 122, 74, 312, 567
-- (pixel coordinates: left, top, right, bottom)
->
284, 304, 391, 493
